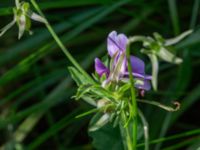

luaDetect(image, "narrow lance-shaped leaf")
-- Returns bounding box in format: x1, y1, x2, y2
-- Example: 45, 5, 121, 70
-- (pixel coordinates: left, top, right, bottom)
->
0, 19, 16, 36
26, 10, 47, 24
138, 109, 149, 150
81, 96, 97, 107
68, 67, 93, 85
165, 29, 193, 46
89, 113, 110, 132
157, 47, 182, 64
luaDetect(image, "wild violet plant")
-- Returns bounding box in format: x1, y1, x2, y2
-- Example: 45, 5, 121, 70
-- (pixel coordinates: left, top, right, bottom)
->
0, 1, 193, 150
69, 30, 191, 150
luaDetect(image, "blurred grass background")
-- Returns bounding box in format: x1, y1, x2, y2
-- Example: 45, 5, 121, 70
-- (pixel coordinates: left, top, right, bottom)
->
0, 0, 200, 149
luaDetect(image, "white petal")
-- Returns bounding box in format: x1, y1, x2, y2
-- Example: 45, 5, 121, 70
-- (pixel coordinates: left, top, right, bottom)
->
147, 54, 158, 91
27, 11, 47, 23
18, 15, 26, 39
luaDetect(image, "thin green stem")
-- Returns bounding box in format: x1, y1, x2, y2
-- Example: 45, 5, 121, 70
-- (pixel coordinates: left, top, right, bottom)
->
30, 0, 94, 83
120, 111, 133, 150
126, 43, 137, 149
137, 128, 200, 147
128, 36, 148, 43
168, 0, 180, 35
190, 0, 199, 29
137, 99, 180, 112
162, 136, 200, 150
138, 109, 149, 150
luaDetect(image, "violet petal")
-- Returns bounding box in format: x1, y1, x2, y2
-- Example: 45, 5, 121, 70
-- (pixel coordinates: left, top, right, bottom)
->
95, 58, 109, 77
130, 55, 145, 75
135, 79, 151, 91
107, 31, 118, 57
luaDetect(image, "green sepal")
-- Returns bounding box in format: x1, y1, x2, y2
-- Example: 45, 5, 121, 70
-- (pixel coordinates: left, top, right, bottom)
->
117, 82, 131, 98
21, 2, 30, 13
25, 16, 31, 31
75, 84, 115, 103
68, 66, 92, 85
100, 73, 107, 83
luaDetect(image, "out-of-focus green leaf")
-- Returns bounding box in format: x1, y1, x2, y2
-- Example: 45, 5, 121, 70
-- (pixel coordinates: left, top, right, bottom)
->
89, 122, 124, 150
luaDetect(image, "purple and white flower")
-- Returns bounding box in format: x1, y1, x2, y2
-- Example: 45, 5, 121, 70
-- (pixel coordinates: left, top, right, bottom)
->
95, 31, 152, 91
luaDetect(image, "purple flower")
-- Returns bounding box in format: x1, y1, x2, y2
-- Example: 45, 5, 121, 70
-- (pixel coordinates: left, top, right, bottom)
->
124, 56, 152, 91
95, 31, 152, 91
95, 58, 109, 77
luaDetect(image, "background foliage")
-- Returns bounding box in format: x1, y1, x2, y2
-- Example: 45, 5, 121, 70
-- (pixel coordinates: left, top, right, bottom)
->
0, 0, 200, 149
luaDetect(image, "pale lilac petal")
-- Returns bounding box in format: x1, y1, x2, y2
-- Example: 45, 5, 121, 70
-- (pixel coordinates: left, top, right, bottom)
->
120, 57, 127, 76
95, 58, 109, 77
113, 53, 127, 76
107, 31, 118, 57
117, 34, 128, 52
107, 31, 128, 57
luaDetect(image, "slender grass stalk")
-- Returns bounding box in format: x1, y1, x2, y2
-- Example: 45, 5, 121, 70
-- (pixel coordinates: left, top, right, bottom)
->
168, 0, 180, 35
126, 43, 137, 149
30, 0, 94, 83
137, 128, 200, 147
138, 109, 149, 150
190, 0, 199, 29
162, 136, 200, 150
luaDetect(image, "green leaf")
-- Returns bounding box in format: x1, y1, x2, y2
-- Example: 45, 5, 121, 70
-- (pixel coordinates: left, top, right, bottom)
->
89, 120, 124, 150
165, 30, 193, 46
0, 19, 15, 37
157, 47, 182, 64
89, 112, 110, 132
168, 0, 180, 35
68, 66, 91, 85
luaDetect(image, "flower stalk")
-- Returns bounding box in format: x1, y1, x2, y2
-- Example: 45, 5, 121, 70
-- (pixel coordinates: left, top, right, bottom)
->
30, 0, 94, 83
120, 111, 134, 150
126, 42, 138, 149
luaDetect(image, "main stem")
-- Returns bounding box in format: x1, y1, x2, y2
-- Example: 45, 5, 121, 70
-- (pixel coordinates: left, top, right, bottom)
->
30, 0, 93, 83
120, 111, 133, 150
126, 43, 138, 149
